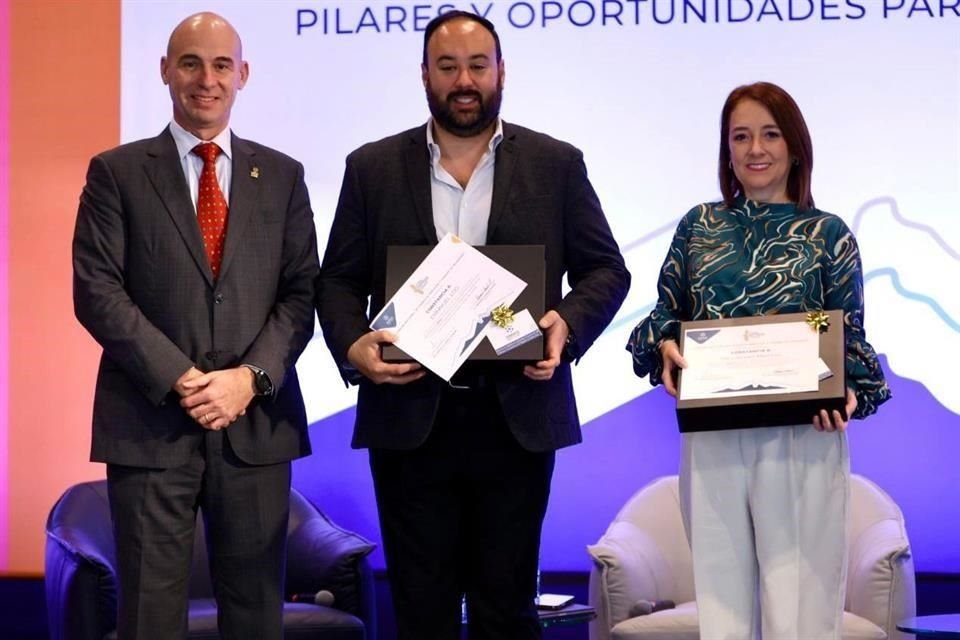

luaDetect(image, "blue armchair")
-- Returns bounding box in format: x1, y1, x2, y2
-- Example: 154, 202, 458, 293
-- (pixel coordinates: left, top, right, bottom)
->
45, 480, 376, 640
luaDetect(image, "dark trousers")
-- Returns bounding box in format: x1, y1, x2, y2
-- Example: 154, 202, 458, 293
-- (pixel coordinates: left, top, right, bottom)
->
107, 429, 291, 640
370, 385, 556, 640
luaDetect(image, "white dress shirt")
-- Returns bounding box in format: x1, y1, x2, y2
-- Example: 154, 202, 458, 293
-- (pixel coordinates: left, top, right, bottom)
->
168, 120, 234, 211
426, 117, 504, 246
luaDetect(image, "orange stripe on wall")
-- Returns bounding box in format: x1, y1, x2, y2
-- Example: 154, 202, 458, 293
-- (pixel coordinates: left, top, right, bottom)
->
8, 0, 119, 574
0, 0, 10, 570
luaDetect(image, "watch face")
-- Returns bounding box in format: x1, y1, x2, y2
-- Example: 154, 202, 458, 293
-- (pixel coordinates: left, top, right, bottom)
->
255, 371, 272, 395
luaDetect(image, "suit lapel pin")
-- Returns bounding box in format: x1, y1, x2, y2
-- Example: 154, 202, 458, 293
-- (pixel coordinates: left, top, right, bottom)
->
250, 166, 260, 179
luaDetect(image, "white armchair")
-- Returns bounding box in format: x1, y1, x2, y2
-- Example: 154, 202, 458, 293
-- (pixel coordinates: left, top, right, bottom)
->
587, 474, 915, 640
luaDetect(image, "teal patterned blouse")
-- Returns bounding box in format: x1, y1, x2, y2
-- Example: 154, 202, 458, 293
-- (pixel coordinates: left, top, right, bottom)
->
626, 197, 891, 419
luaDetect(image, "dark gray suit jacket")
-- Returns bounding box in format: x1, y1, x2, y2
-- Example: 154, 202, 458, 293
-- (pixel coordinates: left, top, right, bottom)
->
73, 128, 319, 468
317, 122, 630, 452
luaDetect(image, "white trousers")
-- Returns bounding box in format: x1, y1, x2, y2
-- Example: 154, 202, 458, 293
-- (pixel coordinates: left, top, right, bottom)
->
680, 425, 849, 640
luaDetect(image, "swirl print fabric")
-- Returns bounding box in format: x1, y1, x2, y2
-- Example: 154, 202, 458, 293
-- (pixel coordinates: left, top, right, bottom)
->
627, 196, 891, 418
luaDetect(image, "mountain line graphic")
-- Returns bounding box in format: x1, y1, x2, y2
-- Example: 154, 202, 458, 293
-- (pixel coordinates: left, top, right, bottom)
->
851, 196, 959, 261
865, 268, 959, 333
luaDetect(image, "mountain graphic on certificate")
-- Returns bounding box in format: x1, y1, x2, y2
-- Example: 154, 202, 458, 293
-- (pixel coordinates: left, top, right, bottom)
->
715, 384, 785, 393
459, 314, 491, 357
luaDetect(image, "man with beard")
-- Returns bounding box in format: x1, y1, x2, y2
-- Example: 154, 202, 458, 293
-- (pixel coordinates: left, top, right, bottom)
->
315, 11, 630, 640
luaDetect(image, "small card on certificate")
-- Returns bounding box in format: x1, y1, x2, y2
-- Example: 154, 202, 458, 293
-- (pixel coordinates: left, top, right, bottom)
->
676, 311, 846, 432
369, 234, 528, 381
486, 308, 542, 356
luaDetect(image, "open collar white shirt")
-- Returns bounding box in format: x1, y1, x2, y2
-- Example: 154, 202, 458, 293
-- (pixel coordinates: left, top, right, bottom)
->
426, 117, 504, 246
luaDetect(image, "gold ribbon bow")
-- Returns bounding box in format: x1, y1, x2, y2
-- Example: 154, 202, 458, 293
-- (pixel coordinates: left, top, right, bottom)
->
491, 304, 515, 329
805, 310, 830, 333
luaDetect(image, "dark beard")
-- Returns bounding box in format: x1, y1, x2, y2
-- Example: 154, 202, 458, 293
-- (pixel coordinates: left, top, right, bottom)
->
427, 84, 503, 138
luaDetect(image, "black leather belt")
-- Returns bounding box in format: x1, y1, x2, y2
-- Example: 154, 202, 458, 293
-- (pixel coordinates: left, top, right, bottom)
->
447, 364, 501, 391
447, 372, 493, 391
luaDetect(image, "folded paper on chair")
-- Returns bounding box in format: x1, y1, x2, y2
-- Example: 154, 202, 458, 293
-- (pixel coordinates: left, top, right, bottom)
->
676, 311, 846, 432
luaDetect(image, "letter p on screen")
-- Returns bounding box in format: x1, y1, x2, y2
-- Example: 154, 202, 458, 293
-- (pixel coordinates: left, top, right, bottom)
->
297, 9, 318, 35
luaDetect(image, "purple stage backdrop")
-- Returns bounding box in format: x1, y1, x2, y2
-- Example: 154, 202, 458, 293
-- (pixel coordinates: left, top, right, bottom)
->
294, 355, 959, 574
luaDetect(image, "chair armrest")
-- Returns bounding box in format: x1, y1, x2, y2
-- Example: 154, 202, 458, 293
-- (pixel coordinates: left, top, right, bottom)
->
44, 482, 118, 640
846, 518, 916, 640
285, 509, 376, 633
44, 530, 118, 640
587, 521, 676, 636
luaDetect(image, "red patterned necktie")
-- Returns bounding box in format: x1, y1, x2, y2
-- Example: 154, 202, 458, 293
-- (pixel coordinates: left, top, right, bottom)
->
192, 142, 229, 279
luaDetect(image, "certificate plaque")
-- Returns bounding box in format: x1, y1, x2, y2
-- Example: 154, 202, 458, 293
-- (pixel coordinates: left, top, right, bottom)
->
676, 311, 846, 432
381, 244, 545, 362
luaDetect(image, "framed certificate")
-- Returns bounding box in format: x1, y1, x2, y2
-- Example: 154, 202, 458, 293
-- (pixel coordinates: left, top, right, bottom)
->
676, 311, 846, 432
381, 244, 545, 363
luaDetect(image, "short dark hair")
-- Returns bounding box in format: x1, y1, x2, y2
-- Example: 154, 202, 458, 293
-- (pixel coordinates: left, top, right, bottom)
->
718, 81, 815, 210
422, 10, 502, 66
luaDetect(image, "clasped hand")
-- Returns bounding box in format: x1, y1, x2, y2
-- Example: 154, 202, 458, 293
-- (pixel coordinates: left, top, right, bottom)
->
174, 366, 254, 430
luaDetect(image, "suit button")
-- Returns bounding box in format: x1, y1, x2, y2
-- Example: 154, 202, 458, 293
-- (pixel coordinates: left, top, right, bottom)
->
205, 351, 219, 361
214, 294, 224, 304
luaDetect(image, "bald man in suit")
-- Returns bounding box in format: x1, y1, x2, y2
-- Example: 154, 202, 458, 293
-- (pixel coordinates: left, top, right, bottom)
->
72, 13, 319, 639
